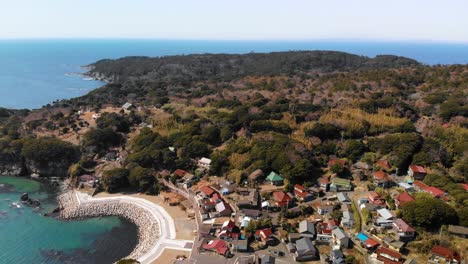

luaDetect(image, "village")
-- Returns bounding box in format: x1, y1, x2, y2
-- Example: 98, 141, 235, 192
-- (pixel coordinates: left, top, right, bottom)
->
152, 157, 466, 264
67, 102, 468, 264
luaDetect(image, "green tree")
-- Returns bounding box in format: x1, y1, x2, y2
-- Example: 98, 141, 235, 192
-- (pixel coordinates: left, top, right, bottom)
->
401, 195, 458, 230
101, 168, 130, 192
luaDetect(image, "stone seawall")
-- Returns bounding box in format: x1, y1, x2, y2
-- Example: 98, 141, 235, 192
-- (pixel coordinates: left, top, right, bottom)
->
57, 191, 160, 260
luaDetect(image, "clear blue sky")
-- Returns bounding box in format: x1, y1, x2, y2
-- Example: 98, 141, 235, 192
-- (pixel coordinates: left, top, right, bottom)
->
1, 0, 467, 42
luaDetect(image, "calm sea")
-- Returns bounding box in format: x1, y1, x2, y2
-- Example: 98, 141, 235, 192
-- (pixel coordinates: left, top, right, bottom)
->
0, 176, 138, 264
0, 39, 467, 109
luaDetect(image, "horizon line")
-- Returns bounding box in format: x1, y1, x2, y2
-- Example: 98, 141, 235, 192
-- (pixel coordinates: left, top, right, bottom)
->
1, 36, 468, 45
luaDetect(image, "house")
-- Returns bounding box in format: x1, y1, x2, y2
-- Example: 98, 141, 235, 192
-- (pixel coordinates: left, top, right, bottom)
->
294, 184, 314, 202
375, 159, 392, 171
122, 102, 135, 111
294, 237, 319, 261
173, 169, 188, 177
316, 203, 335, 215
215, 201, 232, 216
373, 171, 392, 188
240, 216, 252, 229
259, 254, 275, 264
408, 165, 427, 180
265, 172, 284, 186
255, 228, 274, 246
413, 181, 447, 200
231, 239, 248, 252
198, 157, 212, 170
330, 249, 346, 264
376, 208, 394, 228
368, 191, 386, 206
202, 239, 230, 256
356, 233, 379, 251
393, 218, 415, 241
376, 247, 404, 264
394, 192, 414, 209
199, 186, 217, 198
448, 225, 468, 238
382, 237, 405, 253
237, 188, 260, 209
316, 222, 333, 241
336, 192, 351, 203
330, 177, 352, 192
248, 169, 264, 183
429, 246, 461, 263
318, 177, 330, 191
298, 220, 316, 239
341, 211, 354, 229
272, 191, 293, 208
332, 227, 350, 249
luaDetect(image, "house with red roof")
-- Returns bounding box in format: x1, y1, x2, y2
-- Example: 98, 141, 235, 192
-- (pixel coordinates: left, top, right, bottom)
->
408, 165, 427, 180
363, 237, 380, 251
255, 228, 274, 245
294, 184, 314, 202
173, 169, 187, 177
413, 181, 447, 200
375, 247, 404, 264
429, 245, 461, 263
273, 191, 293, 207
202, 239, 230, 256
393, 218, 415, 241
373, 170, 392, 188
394, 192, 414, 209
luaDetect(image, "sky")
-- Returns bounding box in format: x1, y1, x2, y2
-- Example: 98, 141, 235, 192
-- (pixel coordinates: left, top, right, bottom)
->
1, 0, 467, 42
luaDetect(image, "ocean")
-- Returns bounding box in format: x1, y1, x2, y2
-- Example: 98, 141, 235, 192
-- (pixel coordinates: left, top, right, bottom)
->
0, 176, 138, 264
0, 39, 467, 109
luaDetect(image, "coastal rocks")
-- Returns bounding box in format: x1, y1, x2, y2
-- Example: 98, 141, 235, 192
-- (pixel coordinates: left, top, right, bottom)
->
57, 192, 160, 261
21, 193, 29, 201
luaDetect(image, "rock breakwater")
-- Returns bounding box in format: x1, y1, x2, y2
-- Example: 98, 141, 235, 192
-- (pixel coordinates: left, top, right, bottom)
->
57, 191, 160, 260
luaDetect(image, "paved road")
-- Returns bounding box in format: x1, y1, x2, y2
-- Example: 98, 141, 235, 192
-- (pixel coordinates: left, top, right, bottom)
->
75, 191, 193, 264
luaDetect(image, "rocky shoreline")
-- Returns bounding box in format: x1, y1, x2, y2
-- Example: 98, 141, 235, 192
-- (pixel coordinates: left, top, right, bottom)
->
57, 191, 160, 260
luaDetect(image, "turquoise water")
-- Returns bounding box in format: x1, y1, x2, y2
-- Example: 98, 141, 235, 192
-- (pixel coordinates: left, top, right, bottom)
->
0, 39, 468, 109
0, 176, 138, 264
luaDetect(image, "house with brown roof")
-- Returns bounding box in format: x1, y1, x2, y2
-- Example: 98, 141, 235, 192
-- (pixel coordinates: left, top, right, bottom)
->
413, 181, 447, 200
272, 191, 293, 208
375, 159, 392, 171
215, 201, 232, 216
394, 192, 415, 209
392, 218, 415, 241
368, 191, 386, 206
375, 247, 404, 264
373, 170, 392, 188
248, 169, 264, 183
199, 186, 217, 198
429, 245, 461, 263
408, 165, 427, 180
328, 158, 347, 168
448, 225, 468, 238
